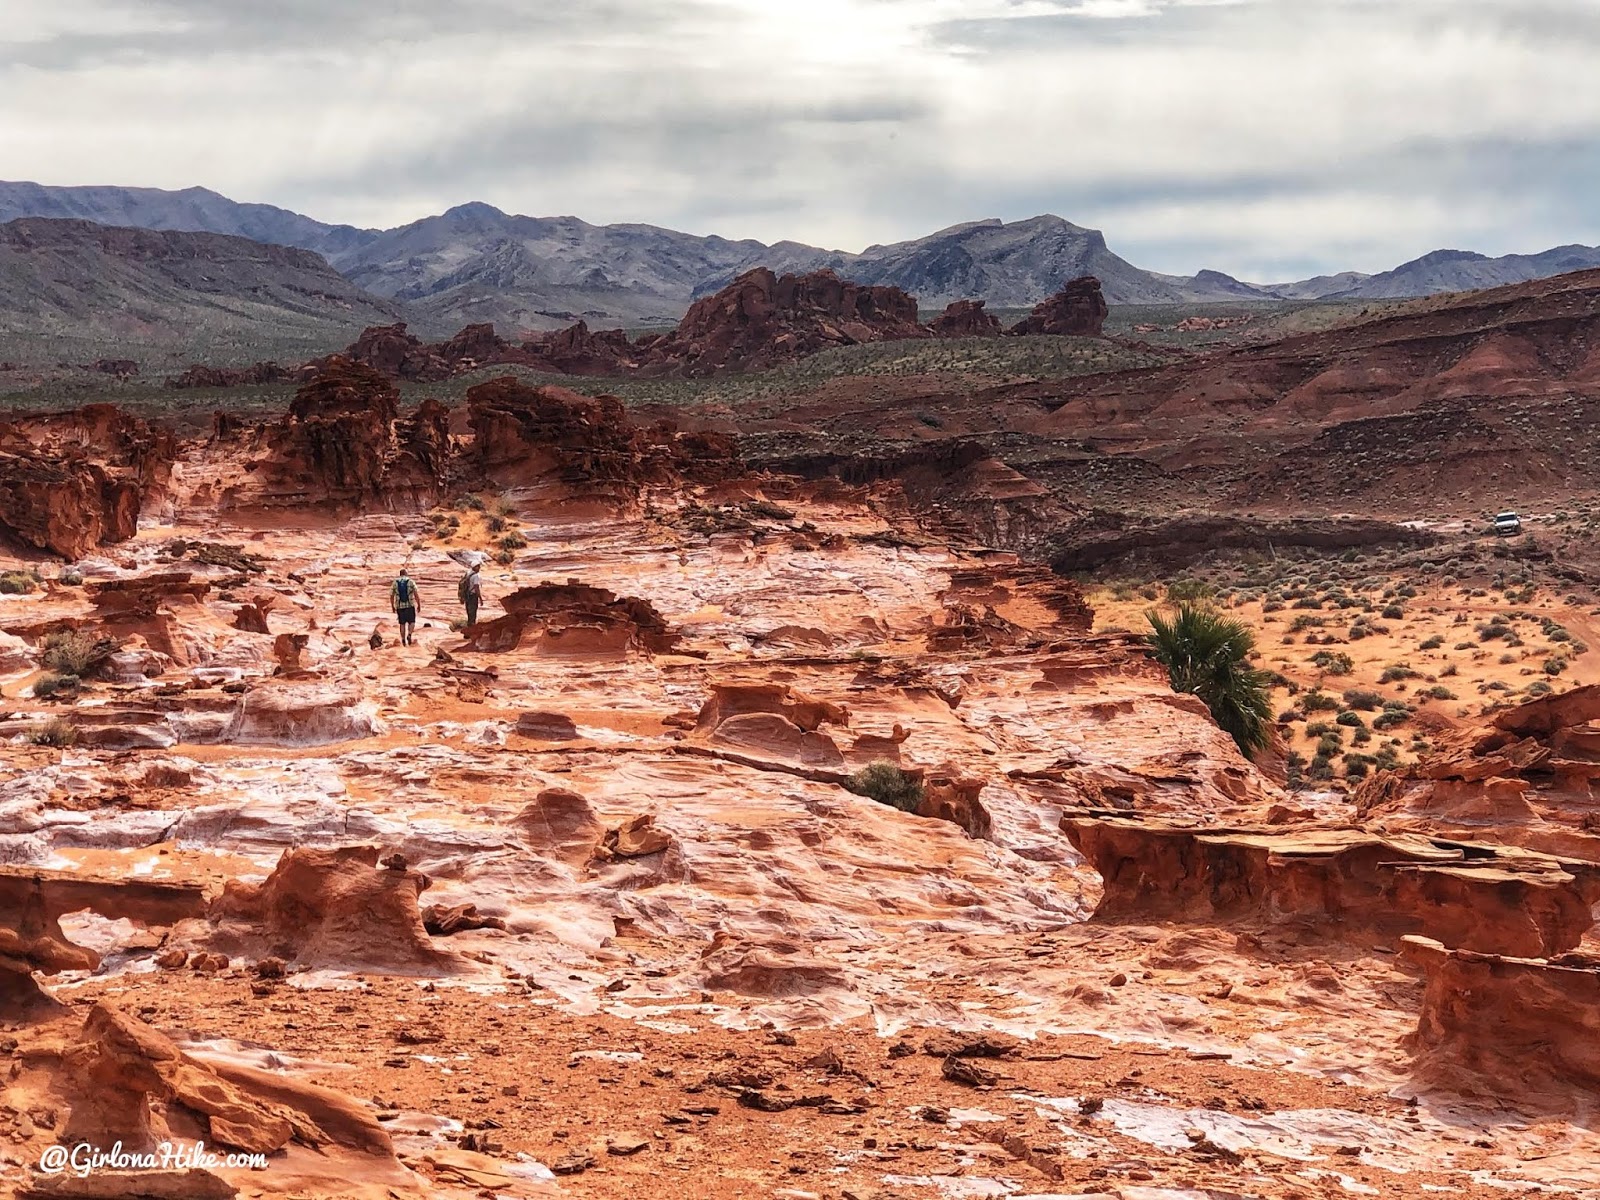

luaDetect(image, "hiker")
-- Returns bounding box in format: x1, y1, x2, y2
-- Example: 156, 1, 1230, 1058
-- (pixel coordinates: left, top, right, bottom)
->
457, 563, 483, 628
390, 568, 420, 646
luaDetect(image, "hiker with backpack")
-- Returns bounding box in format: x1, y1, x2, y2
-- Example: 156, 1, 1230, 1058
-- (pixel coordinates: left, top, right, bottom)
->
458, 564, 482, 628
390, 568, 420, 646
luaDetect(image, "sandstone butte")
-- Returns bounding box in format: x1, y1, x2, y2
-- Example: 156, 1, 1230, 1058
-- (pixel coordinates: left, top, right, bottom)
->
164, 269, 1112, 387
1, 316, 1600, 1200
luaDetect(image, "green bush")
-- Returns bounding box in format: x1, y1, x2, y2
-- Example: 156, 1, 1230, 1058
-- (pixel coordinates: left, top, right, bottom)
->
32, 672, 81, 699
43, 631, 112, 678
1419, 635, 1443, 650
1146, 604, 1273, 756
27, 717, 77, 748
1302, 691, 1341, 713
0, 571, 37, 595
1343, 689, 1383, 710
498, 531, 528, 551
1335, 711, 1365, 729
1309, 650, 1354, 675
1165, 579, 1214, 603
845, 761, 925, 813
1379, 664, 1420, 684
1381, 604, 1405, 620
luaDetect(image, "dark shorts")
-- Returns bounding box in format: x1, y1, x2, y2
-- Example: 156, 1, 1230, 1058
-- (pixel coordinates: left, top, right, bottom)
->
396, 606, 417, 624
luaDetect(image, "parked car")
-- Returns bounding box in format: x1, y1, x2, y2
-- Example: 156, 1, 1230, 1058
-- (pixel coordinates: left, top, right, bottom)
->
1493, 511, 1523, 536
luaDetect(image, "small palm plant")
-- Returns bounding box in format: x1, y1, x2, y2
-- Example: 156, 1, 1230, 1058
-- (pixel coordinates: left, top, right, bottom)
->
1146, 602, 1274, 757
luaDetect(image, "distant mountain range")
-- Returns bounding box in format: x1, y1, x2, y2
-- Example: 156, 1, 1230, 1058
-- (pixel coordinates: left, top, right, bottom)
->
3, 180, 1599, 336
0, 218, 402, 352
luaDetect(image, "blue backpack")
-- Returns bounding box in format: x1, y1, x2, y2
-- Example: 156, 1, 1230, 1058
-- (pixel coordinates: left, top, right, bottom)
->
395, 577, 414, 606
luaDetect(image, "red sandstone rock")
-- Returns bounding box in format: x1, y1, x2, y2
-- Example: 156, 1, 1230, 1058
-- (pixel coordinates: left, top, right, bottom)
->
1008, 276, 1108, 337
513, 787, 604, 865
1402, 935, 1600, 1105
209, 846, 454, 971
916, 773, 992, 840
522, 320, 639, 374
0, 868, 208, 1012
1356, 683, 1600, 861
639, 268, 929, 378
464, 580, 678, 656
237, 358, 452, 510
466, 377, 647, 499
0, 405, 174, 559
166, 361, 298, 389
928, 299, 1002, 338
693, 682, 849, 735
1063, 815, 1600, 958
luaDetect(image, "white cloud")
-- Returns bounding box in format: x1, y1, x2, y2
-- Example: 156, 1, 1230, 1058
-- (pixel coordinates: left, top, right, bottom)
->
0, 0, 1597, 275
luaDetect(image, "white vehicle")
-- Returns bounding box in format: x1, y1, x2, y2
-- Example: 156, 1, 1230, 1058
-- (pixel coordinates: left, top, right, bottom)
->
1492, 511, 1522, 536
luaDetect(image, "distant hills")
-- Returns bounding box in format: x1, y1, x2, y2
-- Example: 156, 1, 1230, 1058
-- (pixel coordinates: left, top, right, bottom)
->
2, 179, 1598, 336
0, 218, 403, 352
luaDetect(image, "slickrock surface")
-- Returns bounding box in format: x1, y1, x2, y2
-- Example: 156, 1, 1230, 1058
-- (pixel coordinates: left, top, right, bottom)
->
3, 405, 1600, 1199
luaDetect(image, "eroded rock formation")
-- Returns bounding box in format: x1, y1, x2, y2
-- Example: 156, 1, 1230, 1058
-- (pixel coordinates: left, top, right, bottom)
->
1064, 815, 1600, 958
208, 846, 454, 971
1008, 276, 1108, 337
638, 267, 929, 377
928, 299, 1003, 338
1357, 682, 1600, 861
235, 358, 452, 509
0, 406, 175, 558
464, 580, 678, 656
1403, 935, 1600, 1105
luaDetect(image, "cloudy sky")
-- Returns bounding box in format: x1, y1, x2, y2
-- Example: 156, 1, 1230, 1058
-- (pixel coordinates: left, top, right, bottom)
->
4, 0, 1598, 279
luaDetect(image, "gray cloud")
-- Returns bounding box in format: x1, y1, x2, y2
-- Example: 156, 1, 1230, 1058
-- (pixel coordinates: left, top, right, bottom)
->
2, 0, 1597, 277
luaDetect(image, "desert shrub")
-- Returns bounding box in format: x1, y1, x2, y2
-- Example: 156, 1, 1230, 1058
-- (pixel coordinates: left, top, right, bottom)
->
845, 761, 924, 813
1289, 615, 1325, 633
454, 494, 486, 512
1305, 721, 1337, 737
1379, 664, 1420, 683
1302, 691, 1340, 713
58, 570, 84, 587
1477, 622, 1510, 642
1526, 680, 1553, 696
1316, 733, 1344, 756
1309, 650, 1354, 675
0, 571, 37, 595
1545, 624, 1573, 643
27, 717, 77, 748
486, 514, 507, 533
1146, 604, 1273, 756
1292, 597, 1323, 610
1418, 635, 1443, 650
1381, 604, 1405, 620
1261, 600, 1284, 614
1343, 689, 1383, 710
1139, 585, 1159, 601
1285, 750, 1306, 790
1544, 658, 1567, 676
494, 549, 517, 565
1165, 579, 1214, 603
1422, 686, 1457, 700
1335, 711, 1365, 729
1441, 663, 1459, 677
498, 531, 528, 551
1374, 709, 1411, 730
32, 673, 80, 699
1352, 728, 1372, 746
42, 630, 107, 677
1343, 754, 1371, 779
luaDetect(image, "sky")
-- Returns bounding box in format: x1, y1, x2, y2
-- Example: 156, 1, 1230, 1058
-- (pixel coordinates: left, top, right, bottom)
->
3, 0, 1598, 280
